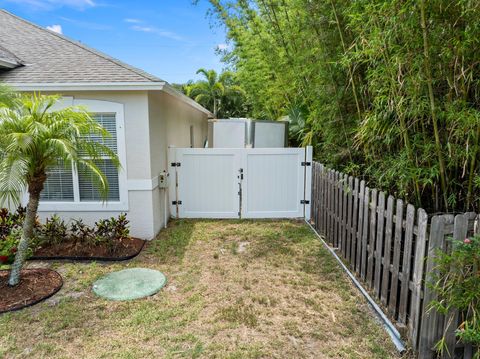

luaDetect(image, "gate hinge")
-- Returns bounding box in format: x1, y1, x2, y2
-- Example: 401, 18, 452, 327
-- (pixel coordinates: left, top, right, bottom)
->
172, 200, 182, 205
171, 162, 181, 167
301, 162, 311, 167
300, 200, 310, 204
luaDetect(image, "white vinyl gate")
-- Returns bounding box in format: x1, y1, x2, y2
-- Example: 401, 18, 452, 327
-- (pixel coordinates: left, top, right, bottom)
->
168, 147, 312, 219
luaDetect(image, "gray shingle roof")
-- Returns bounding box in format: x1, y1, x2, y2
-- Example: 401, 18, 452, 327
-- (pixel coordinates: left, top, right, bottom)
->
0, 9, 163, 83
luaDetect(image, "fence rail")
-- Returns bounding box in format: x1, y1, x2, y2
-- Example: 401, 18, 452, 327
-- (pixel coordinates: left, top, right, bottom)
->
311, 162, 479, 359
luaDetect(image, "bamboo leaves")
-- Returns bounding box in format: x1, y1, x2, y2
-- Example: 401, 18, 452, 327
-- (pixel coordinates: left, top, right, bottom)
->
203, 0, 480, 212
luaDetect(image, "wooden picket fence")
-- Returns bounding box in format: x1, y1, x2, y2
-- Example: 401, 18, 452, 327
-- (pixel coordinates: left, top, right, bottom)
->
311, 162, 479, 359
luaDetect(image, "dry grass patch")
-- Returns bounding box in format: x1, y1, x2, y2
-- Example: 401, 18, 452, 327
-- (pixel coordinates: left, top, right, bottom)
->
0, 219, 399, 358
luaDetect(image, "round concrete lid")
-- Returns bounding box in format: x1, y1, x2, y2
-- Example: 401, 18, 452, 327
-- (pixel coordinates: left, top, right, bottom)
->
92, 268, 167, 301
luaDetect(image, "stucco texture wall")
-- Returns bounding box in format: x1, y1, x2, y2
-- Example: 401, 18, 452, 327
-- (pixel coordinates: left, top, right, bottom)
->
148, 91, 209, 235
34, 91, 156, 239
19, 90, 208, 240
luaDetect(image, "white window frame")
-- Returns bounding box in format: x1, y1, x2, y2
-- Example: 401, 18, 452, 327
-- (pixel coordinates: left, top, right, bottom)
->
37, 99, 129, 212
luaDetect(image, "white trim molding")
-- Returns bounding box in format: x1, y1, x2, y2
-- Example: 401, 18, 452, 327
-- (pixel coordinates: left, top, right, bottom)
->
0, 58, 19, 69
9, 82, 213, 117
10, 82, 166, 92
162, 83, 214, 117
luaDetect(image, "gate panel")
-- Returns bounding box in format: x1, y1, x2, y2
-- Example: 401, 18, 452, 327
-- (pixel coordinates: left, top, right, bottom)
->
242, 148, 306, 218
175, 149, 241, 218
170, 147, 312, 219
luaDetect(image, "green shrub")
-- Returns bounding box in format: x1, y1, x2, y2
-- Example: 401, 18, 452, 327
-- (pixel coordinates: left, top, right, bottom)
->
36, 215, 68, 246
430, 235, 480, 356
0, 229, 31, 265
0, 208, 27, 265
36, 213, 130, 248
94, 213, 130, 242
0, 208, 130, 250
0, 207, 25, 239
70, 219, 95, 245
91, 214, 130, 252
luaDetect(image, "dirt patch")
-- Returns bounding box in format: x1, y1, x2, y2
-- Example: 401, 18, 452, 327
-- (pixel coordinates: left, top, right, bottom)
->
31, 237, 145, 261
0, 269, 63, 313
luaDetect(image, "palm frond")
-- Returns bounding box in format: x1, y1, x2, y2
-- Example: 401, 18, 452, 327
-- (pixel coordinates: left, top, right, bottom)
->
0, 93, 121, 204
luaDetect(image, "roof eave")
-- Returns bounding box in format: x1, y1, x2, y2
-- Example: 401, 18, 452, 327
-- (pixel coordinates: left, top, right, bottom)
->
8, 81, 166, 92
162, 83, 213, 117
8, 81, 213, 117
0, 58, 19, 69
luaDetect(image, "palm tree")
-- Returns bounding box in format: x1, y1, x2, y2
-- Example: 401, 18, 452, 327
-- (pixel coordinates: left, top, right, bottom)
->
0, 83, 15, 108
187, 69, 246, 118
0, 92, 120, 286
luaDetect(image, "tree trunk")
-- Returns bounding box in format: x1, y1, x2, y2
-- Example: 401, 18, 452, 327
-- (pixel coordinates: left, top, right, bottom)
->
8, 176, 44, 287
466, 127, 480, 210
213, 97, 218, 118
420, 0, 449, 211
330, 0, 363, 120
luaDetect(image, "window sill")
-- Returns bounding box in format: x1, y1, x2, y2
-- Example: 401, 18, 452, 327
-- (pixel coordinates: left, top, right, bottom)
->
37, 201, 129, 212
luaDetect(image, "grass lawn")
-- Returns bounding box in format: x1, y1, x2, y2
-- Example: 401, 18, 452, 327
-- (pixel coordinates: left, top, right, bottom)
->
0, 220, 398, 358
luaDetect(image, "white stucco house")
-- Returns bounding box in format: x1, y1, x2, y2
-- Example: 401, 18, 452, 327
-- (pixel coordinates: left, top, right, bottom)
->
0, 10, 212, 239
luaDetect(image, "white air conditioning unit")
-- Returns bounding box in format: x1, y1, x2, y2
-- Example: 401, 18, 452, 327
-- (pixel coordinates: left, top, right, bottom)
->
207, 118, 288, 148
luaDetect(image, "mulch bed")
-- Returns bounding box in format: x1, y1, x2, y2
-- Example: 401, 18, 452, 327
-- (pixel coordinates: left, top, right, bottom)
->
31, 237, 145, 261
0, 269, 63, 314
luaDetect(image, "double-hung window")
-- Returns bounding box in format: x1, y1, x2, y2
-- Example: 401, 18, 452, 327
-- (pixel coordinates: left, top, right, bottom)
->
78, 113, 120, 202
38, 99, 127, 211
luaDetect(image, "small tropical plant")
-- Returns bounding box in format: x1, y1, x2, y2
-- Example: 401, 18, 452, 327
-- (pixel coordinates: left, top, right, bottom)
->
69, 219, 95, 245
36, 215, 68, 246
0, 90, 120, 286
94, 213, 130, 250
0, 230, 21, 265
0, 207, 25, 239
429, 235, 480, 357
33, 213, 130, 253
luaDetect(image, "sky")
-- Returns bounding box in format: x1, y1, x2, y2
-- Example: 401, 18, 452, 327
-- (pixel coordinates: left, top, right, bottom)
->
0, 0, 228, 84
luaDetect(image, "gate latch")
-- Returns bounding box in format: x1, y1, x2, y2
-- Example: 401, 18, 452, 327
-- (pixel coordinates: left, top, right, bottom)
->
172, 200, 182, 205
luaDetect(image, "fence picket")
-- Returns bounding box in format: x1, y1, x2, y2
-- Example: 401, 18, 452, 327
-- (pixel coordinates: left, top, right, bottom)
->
350, 178, 359, 270
321, 165, 326, 234
374, 191, 385, 297
346, 176, 353, 263
464, 345, 473, 359
310, 163, 477, 358
361, 187, 370, 281
419, 215, 447, 359
381, 195, 394, 306
399, 204, 415, 324
389, 199, 404, 318
342, 174, 348, 259
311, 163, 317, 223
443, 214, 468, 358
367, 188, 377, 287
356, 181, 365, 275
410, 208, 428, 350
316, 164, 321, 229
335, 171, 340, 249
329, 170, 335, 245
326, 171, 331, 242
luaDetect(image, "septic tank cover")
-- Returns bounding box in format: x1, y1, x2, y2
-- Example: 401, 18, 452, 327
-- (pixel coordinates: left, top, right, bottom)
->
93, 268, 167, 301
